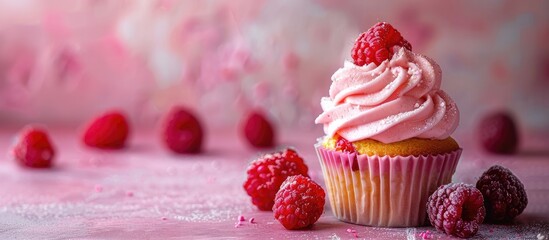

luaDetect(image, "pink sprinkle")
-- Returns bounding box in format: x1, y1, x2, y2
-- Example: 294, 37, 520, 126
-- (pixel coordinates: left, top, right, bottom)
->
234, 222, 241, 228
94, 185, 103, 192
346, 228, 358, 238
126, 191, 134, 197
419, 230, 432, 239
238, 215, 245, 222
249, 217, 255, 224
161, 217, 167, 221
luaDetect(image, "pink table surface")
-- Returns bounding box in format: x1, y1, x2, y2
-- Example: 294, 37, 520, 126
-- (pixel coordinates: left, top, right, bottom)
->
0, 127, 548, 239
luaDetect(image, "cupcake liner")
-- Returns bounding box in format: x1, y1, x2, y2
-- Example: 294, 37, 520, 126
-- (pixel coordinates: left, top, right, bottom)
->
315, 143, 461, 227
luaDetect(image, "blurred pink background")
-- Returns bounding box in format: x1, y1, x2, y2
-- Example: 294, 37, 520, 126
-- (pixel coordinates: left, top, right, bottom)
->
1, 0, 548, 137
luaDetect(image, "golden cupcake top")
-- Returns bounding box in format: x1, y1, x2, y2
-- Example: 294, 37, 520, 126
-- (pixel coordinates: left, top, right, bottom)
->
323, 135, 459, 157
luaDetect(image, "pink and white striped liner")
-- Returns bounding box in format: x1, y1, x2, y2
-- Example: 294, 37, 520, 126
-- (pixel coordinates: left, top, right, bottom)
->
315, 143, 461, 227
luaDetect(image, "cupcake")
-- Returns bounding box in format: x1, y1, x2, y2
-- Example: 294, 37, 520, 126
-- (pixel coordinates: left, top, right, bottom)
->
314, 22, 461, 227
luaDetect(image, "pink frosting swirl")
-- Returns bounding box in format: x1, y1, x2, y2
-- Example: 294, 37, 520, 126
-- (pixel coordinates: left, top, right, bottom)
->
315, 47, 459, 143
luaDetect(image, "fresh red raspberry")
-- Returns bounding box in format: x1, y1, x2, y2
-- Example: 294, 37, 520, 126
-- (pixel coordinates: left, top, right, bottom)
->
242, 110, 275, 148
427, 183, 485, 238
13, 126, 55, 168
335, 135, 359, 171
82, 111, 130, 149
273, 175, 325, 230
476, 165, 528, 223
478, 112, 519, 154
243, 149, 309, 211
161, 106, 203, 154
335, 135, 356, 153
351, 22, 412, 66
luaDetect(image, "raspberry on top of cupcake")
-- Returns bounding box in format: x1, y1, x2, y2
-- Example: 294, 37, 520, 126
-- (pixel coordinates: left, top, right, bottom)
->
315, 22, 460, 156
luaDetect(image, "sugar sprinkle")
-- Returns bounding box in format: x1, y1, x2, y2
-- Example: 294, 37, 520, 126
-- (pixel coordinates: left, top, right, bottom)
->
346, 228, 358, 238
419, 230, 432, 239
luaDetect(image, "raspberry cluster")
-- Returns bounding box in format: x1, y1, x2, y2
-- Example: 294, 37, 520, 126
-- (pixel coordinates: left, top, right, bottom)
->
243, 149, 309, 210
243, 148, 325, 230
12, 106, 276, 170
427, 165, 528, 238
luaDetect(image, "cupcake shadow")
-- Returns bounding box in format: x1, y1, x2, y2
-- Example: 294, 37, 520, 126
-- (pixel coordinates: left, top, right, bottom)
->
308, 221, 342, 231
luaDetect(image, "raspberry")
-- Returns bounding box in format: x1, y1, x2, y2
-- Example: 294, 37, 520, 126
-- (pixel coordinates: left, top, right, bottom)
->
273, 175, 325, 230
351, 22, 412, 66
161, 106, 203, 154
335, 135, 359, 171
13, 126, 55, 168
82, 111, 130, 149
427, 183, 485, 238
476, 165, 528, 223
242, 110, 275, 148
335, 135, 356, 153
478, 112, 519, 154
243, 149, 309, 211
